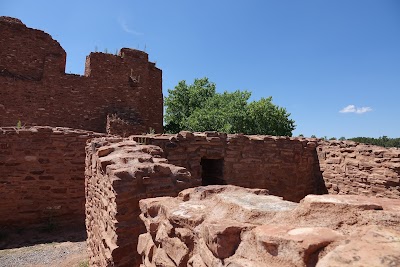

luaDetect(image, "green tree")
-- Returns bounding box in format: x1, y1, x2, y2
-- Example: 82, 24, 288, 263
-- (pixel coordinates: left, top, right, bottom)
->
164, 78, 295, 136
246, 97, 295, 135
164, 78, 216, 133
184, 90, 251, 133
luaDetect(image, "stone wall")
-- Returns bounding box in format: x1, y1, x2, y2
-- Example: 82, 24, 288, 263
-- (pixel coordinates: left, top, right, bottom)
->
317, 140, 400, 198
131, 132, 399, 201
0, 126, 104, 229
0, 17, 163, 135
132, 132, 321, 202
85, 137, 197, 267
85, 134, 400, 266
138, 185, 400, 267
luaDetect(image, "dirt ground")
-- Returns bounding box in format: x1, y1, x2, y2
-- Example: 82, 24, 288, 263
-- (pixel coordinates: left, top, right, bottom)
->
0, 226, 88, 267
0, 241, 88, 267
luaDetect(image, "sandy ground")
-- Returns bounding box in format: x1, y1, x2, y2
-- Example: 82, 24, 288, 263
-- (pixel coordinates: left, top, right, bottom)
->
0, 241, 88, 267
0, 226, 88, 267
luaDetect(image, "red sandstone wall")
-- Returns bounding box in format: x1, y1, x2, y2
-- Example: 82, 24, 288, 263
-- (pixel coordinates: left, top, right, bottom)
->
0, 126, 104, 229
129, 133, 400, 201
132, 132, 320, 202
0, 17, 162, 135
84, 134, 400, 266
317, 140, 400, 198
85, 138, 197, 267
0, 17, 65, 81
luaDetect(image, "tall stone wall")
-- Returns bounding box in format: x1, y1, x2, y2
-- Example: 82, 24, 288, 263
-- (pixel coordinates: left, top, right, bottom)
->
0, 17, 65, 81
0, 126, 104, 229
317, 140, 400, 198
132, 132, 321, 202
0, 17, 163, 135
85, 137, 197, 267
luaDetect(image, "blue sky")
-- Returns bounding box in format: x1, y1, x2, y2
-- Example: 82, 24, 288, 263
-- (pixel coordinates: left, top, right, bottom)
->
2, 0, 399, 138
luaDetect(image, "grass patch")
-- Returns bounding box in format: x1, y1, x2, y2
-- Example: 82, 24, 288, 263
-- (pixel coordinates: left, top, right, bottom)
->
78, 260, 89, 267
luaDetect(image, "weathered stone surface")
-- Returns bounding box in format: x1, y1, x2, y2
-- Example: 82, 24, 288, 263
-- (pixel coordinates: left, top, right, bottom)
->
138, 185, 400, 267
317, 226, 400, 267
85, 138, 197, 267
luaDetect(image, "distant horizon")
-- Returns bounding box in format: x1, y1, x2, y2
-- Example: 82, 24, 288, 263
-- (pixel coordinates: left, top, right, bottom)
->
2, 0, 399, 138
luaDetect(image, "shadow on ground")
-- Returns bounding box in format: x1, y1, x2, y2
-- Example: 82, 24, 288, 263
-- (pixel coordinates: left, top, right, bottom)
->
0, 225, 86, 249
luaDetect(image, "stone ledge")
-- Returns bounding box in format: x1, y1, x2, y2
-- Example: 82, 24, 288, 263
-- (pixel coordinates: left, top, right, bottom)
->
138, 185, 400, 267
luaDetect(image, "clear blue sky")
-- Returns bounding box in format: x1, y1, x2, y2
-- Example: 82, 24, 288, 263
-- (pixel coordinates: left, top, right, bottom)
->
2, 0, 399, 138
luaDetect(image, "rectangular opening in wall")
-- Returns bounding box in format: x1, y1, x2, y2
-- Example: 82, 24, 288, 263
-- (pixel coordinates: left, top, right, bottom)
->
201, 158, 225, 186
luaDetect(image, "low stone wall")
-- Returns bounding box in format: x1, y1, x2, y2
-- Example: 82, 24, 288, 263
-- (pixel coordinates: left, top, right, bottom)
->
131, 133, 399, 201
132, 132, 321, 202
85, 137, 197, 267
0, 126, 104, 229
138, 185, 400, 267
317, 140, 400, 198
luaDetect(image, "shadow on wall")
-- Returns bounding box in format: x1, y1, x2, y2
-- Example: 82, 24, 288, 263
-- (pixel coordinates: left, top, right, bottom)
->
201, 158, 226, 186
313, 148, 329, 195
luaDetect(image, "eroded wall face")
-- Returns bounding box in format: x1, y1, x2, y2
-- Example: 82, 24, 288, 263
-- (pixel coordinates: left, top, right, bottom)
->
85, 137, 197, 267
0, 18, 163, 135
0, 126, 104, 228
317, 141, 400, 198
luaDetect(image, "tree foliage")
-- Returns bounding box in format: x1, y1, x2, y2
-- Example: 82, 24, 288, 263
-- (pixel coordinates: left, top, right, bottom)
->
348, 136, 400, 148
164, 78, 295, 136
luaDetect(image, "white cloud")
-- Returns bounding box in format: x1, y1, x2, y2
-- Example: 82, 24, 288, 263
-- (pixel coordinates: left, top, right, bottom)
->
118, 17, 143, 35
340, 105, 356, 113
339, 105, 372, 114
355, 106, 372, 114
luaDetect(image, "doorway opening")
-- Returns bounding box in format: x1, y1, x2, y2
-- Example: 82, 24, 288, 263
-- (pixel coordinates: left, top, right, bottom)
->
201, 158, 225, 186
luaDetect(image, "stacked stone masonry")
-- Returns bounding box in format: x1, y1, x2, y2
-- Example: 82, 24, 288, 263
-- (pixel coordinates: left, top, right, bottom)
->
138, 185, 400, 267
317, 140, 400, 198
85, 137, 198, 267
0, 126, 104, 229
85, 133, 399, 266
132, 131, 321, 202
0, 16, 163, 135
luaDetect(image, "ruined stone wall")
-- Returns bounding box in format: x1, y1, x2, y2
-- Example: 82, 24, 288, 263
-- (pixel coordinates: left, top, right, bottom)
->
0, 17, 66, 81
85, 137, 197, 267
85, 134, 400, 266
317, 140, 400, 198
0, 17, 163, 135
130, 133, 400, 201
0, 126, 104, 228
132, 132, 320, 202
